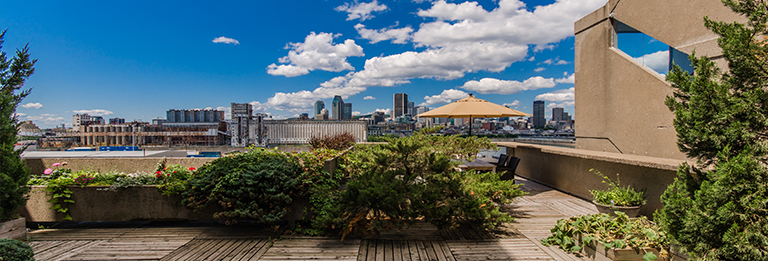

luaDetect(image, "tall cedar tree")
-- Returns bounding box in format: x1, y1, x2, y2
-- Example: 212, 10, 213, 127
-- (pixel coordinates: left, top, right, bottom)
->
659, 0, 768, 260
0, 30, 36, 221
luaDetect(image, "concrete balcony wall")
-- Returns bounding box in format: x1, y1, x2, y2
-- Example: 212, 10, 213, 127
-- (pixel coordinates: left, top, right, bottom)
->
498, 142, 688, 217
24, 157, 217, 175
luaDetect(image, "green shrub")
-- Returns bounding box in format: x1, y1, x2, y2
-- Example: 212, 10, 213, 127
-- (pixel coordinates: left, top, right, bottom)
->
336, 134, 525, 238
658, 1, 768, 259
588, 169, 645, 207
181, 148, 303, 224
0, 239, 35, 261
0, 30, 36, 221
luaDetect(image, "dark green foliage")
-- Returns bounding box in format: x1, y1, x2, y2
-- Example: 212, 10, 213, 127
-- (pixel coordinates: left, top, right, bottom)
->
0, 239, 34, 261
337, 135, 525, 238
181, 148, 303, 223
366, 134, 399, 142
0, 30, 36, 221
309, 132, 355, 151
659, 1, 768, 259
542, 213, 669, 261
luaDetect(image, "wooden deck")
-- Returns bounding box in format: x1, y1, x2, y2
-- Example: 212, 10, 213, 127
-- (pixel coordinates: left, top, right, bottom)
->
26, 176, 598, 261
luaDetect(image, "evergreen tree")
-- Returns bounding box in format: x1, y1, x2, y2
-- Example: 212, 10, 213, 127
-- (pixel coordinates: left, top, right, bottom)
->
0, 30, 36, 221
658, 0, 768, 260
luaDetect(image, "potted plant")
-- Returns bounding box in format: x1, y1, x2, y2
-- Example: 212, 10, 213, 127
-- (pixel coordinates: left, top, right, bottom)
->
588, 169, 645, 217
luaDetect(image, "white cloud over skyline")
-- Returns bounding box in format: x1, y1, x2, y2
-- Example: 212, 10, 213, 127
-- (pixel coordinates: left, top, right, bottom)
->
535, 87, 574, 102
420, 89, 468, 106
336, 1, 388, 21
460, 76, 557, 95
267, 32, 365, 77
363, 96, 376, 100
73, 109, 114, 116
21, 102, 43, 109
503, 100, 521, 107
212, 36, 240, 45
263, 0, 603, 114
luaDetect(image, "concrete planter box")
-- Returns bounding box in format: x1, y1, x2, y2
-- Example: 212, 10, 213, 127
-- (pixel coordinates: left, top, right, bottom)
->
0, 217, 26, 240
19, 186, 306, 223
593, 201, 643, 217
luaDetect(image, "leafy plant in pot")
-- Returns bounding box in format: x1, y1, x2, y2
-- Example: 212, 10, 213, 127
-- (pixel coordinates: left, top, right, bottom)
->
588, 169, 646, 217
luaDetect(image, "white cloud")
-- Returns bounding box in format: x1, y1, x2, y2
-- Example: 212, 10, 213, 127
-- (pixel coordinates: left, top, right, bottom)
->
534, 44, 556, 52
534, 67, 545, 72
352, 111, 361, 116
73, 109, 113, 116
503, 100, 521, 107
555, 73, 575, 84
259, 0, 606, 113
13, 112, 26, 117
374, 108, 391, 114
336, 0, 388, 21
413, 0, 607, 47
535, 87, 574, 102
420, 89, 469, 106
363, 96, 376, 100
21, 102, 43, 109
547, 101, 575, 109
556, 60, 569, 65
23, 114, 66, 126
460, 76, 557, 95
354, 24, 413, 44
635, 50, 669, 73
212, 36, 240, 45
267, 32, 364, 77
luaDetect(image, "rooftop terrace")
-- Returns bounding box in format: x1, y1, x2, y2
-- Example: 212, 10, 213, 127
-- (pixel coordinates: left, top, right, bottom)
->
27, 176, 596, 261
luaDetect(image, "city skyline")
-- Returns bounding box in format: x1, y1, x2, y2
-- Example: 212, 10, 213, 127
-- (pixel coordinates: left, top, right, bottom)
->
2, 0, 601, 128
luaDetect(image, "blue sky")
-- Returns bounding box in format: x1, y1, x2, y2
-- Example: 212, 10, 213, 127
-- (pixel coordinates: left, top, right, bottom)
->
2, 0, 612, 128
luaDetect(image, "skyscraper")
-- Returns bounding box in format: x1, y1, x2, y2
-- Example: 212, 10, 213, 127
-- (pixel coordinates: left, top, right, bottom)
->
407, 102, 414, 116
393, 93, 408, 119
533, 100, 545, 129
314, 101, 325, 118
552, 107, 564, 122
332, 96, 344, 120
343, 103, 352, 120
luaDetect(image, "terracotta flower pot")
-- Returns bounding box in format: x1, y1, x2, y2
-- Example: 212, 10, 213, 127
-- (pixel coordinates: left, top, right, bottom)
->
593, 201, 642, 217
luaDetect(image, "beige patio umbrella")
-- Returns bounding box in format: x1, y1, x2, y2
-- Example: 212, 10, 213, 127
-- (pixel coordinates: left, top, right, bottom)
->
416, 93, 531, 135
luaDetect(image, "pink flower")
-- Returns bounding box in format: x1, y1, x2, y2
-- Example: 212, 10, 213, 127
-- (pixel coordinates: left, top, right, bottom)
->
44, 168, 53, 175
52, 163, 61, 167
61, 162, 68, 165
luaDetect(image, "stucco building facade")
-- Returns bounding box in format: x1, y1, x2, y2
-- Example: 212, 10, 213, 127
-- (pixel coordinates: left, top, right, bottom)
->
574, 0, 744, 160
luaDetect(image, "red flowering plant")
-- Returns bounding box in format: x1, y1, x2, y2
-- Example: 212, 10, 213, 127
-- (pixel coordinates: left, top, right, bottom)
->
155, 164, 195, 196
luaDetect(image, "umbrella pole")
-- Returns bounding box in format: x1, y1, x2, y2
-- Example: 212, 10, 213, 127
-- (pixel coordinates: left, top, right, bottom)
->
469, 116, 472, 136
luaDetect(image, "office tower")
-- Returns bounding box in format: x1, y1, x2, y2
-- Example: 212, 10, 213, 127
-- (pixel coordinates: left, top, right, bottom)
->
343, 103, 352, 120
332, 96, 344, 120
314, 101, 325, 118
533, 100, 545, 128
393, 93, 408, 119
231, 103, 253, 147
407, 102, 414, 116
372, 111, 385, 124
317, 108, 329, 120
73, 114, 90, 127
552, 107, 564, 122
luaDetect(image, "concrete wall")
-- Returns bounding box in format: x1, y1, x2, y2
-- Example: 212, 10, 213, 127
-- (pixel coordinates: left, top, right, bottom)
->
25, 157, 217, 175
574, 0, 744, 160
498, 142, 688, 217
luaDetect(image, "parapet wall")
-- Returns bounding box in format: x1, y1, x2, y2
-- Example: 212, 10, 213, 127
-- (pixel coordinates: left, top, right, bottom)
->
24, 157, 217, 175
497, 142, 688, 217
